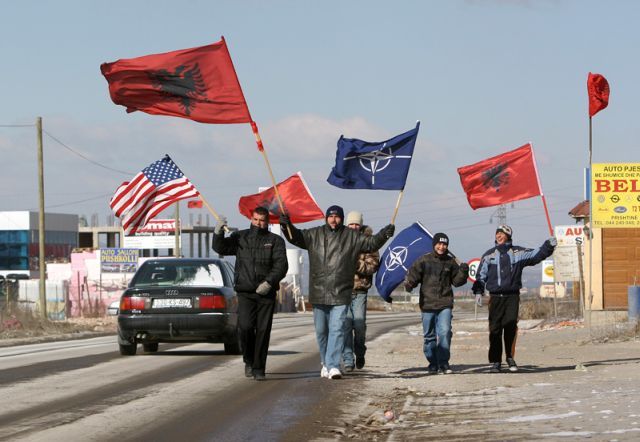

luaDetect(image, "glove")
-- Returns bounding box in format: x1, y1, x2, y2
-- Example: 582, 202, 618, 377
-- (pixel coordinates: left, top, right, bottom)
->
279, 213, 291, 225
214, 215, 227, 234
256, 281, 272, 296
404, 285, 413, 294
548, 236, 558, 247
381, 224, 395, 239
475, 294, 483, 307
459, 263, 470, 272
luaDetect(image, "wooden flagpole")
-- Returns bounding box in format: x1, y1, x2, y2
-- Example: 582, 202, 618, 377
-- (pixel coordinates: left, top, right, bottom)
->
251, 121, 292, 237
529, 142, 554, 236
391, 190, 404, 225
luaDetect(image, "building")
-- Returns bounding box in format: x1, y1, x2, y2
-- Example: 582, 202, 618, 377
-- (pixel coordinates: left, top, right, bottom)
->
0, 211, 78, 277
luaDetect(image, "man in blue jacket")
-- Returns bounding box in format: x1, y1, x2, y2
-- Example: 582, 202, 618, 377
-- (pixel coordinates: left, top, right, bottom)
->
472, 225, 556, 373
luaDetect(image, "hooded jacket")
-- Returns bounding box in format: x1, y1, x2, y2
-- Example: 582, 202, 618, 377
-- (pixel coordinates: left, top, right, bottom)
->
472, 239, 555, 295
283, 222, 389, 305
404, 252, 468, 311
212, 224, 288, 297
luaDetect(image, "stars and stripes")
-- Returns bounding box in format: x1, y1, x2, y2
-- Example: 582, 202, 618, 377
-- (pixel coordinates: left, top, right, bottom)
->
110, 155, 199, 235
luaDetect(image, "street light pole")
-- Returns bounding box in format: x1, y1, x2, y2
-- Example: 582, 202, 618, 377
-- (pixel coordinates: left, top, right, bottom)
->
36, 117, 47, 320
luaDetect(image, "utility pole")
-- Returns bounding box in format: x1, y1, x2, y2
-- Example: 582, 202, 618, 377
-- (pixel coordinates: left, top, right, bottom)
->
174, 201, 180, 257
489, 204, 507, 226
36, 117, 47, 320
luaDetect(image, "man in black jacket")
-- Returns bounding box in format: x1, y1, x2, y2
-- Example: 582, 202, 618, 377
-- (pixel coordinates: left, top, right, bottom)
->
472, 225, 556, 373
212, 207, 288, 381
404, 233, 469, 374
280, 205, 394, 379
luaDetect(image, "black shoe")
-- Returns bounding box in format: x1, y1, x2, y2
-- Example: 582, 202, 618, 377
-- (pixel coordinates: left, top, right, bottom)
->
427, 364, 438, 375
254, 372, 266, 381
355, 356, 365, 369
506, 358, 518, 372
245, 364, 254, 378
490, 362, 501, 373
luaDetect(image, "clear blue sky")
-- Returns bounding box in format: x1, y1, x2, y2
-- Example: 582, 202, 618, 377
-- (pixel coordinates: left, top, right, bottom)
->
1, 0, 638, 276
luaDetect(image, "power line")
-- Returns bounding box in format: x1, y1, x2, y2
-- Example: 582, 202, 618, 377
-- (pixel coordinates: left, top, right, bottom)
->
0, 124, 35, 127
43, 129, 133, 175
30, 192, 113, 210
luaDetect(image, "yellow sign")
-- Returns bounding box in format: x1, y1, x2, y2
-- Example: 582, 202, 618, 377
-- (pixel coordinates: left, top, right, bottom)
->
591, 163, 640, 228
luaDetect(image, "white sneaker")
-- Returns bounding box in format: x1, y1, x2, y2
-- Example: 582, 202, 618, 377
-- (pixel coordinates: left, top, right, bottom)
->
328, 368, 342, 379
320, 365, 329, 378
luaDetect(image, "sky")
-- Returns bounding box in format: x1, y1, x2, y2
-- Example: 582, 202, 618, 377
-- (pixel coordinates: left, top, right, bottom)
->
1, 0, 638, 285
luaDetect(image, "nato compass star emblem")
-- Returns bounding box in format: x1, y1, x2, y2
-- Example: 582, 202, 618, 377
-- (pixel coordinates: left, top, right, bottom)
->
343, 142, 412, 186
379, 236, 424, 286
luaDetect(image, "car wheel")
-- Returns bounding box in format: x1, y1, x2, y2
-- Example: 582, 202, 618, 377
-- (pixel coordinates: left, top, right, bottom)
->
119, 342, 137, 356
143, 343, 159, 353
224, 329, 242, 355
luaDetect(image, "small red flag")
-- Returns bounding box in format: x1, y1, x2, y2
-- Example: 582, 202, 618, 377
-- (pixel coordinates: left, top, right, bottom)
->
187, 200, 203, 209
101, 38, 251, 124
238, 172, 324, 224
587, 72, 610, 117
457, 143, 541, 210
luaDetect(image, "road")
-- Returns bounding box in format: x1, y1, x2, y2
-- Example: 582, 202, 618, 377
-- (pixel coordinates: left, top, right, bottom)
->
0, 311, 419, 442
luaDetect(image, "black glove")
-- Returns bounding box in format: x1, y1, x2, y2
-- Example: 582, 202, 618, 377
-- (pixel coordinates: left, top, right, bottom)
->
279, 213, 291, 225
381, 224, 395, 239
459, 263, 470, 272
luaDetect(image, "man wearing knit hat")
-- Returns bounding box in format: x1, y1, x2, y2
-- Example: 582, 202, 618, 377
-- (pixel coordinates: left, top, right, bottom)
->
472, 225, 557, 373
404, 232, 469, 374
342, 211, 380, 372
280, 206, 395, 379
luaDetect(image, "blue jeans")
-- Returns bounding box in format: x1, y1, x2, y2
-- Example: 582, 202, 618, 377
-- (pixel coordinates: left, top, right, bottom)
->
421, 308, 453, 368
312, 304, 348, 370
342, 293, 367, 367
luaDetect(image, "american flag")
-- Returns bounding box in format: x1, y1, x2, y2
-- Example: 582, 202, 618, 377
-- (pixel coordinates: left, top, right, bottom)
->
110, 155, 199, 235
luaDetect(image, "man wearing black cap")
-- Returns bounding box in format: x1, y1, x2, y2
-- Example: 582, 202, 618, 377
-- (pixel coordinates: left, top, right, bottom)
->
472, 225, 556, 373
404, 233, 469, 374
280, 205, 394, 379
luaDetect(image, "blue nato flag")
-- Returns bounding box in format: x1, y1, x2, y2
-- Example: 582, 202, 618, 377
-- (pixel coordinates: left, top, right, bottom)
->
375, 222, 433, 302
327, 122, 419, 190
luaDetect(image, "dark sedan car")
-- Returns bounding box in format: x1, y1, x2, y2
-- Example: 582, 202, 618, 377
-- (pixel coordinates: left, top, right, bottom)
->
117, 258, 240, 356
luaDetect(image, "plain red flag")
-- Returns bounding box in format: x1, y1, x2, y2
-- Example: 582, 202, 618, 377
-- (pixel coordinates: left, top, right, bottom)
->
187, 200, 203, 209
587, 72, 610, 117
238, 172, 324, 224
457, 143, 541, 210
100, 38, 251, 124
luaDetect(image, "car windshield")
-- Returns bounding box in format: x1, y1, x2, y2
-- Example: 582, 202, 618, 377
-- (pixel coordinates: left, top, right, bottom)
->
132, 262, 224, 287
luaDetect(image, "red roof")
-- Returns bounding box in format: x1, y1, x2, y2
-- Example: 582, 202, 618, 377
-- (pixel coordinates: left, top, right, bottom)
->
568, 200, 589, 218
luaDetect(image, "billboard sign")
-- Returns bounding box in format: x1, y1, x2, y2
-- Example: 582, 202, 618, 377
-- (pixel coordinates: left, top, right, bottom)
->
100, 248, 139, 273
591, 163, 640, 228
123, 219, 178, 249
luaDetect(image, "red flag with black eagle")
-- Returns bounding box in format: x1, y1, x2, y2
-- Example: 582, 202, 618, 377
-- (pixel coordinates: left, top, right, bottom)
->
457, 143, 541, 210
587, 72, 610, 117
238, 172, 324, 224
100, 38, 251, 124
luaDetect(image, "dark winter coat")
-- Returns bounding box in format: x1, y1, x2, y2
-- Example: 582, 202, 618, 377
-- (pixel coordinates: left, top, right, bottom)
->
353, 226, 380, 293
283, 223, 389, 305
404, 252, 469, 311
471, 239, 555, 295
212, 225, 288, 297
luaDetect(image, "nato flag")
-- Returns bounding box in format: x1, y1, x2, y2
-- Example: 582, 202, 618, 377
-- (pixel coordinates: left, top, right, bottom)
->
327, 122, 419, 190
375, 222, 433, 302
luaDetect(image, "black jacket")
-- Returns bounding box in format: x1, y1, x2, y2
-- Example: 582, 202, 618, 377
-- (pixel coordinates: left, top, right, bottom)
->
212, 225, 288, 297
404, 253, 468, 311
282, 223, 389, 305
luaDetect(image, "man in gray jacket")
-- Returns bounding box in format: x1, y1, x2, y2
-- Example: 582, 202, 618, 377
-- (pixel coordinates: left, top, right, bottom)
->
280, 205, 394, 379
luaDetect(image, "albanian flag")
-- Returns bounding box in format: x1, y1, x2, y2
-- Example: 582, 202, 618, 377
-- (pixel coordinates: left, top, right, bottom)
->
101, 38, 251, 124
238, 172, 324, 224
457, 143, 541, 210
587, 72, 610, 118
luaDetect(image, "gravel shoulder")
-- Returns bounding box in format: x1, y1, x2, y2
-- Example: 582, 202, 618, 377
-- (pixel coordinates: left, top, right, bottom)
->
307, 309, 640, 441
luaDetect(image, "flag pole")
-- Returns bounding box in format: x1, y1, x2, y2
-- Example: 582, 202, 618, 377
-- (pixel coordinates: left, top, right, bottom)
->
529, 143, 554, 236
251, 121, 292, 237
588, 116, 594, 328
197, 194, 232, 233
391, 190, 404, 225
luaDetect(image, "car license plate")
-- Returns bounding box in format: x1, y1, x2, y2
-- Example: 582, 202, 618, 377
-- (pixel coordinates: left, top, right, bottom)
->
152, 298, 192, 308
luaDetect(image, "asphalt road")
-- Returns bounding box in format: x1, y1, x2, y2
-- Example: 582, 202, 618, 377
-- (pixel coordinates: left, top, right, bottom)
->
0, 311, 419, 441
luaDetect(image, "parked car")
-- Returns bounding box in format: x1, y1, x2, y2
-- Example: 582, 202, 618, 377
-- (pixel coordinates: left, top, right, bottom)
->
117, 258, 240, 356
